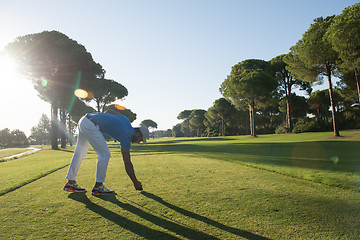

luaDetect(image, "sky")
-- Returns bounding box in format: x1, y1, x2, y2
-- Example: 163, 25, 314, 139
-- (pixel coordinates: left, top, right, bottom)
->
0, 0, 358, 136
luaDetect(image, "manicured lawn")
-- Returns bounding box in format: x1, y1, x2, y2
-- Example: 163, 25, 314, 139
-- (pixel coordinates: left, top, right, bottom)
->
0, 148, 74, 195
145, 131, 360, 190
1, 131, 359, 239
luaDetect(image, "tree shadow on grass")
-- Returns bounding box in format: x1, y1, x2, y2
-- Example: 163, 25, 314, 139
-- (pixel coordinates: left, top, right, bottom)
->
68, 193, 180, 240
140, 191, 272, 240
141, 140, 360, 173
97, 194, 223, 240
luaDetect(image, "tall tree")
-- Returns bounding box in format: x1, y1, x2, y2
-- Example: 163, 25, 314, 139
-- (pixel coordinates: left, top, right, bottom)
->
140, 119, 158, 138
279, 94, 308, 121
256, 95, 282, 134
189, 109, 206, 137
30, 114, 51, 145
0, 128, 12, 148
326, 3, 360, 104
11, 130, 29, 147
0, 128, 28, 148
270, 54, 311, 131
308, 90, 331, 124
205, 98, 234, 136
172, 123, 184, 137
285, 16, 340, 136
5, 31, 104, 149
220, 59, 277, 137
177, 110, 192, 137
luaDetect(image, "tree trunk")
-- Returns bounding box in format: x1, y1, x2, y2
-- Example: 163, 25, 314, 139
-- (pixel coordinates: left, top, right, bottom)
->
285, 77, 293, 131
326, 67, 340, 137
68, 114, 73, 146
51, 103, 59, 150
286, 96, 292, 130
60, 108, 67, 148
248, 105, 252, 136
221, 116, 224, 136
187, 119, 190, 137
96, 98, 101, 112
218, 122, 221, 137
354, 68, 360, 103
249, 100, 256, 137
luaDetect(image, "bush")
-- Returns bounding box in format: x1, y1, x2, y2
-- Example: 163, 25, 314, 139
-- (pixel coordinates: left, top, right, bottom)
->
292, 118, 324, 133
275, 124, 291, 134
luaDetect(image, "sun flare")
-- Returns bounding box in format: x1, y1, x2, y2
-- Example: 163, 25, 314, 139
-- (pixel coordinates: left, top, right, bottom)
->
0, 53, 17, 82
0, 52, 49, 134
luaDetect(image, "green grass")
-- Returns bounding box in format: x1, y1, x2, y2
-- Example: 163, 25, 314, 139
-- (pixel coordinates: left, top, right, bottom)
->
144, 131, 360, 190
1, 131, 360, 239
0, 148, 74, 195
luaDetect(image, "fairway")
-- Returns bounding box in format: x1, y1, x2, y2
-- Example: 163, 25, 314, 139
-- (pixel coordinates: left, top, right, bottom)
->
1, 132, 360, 239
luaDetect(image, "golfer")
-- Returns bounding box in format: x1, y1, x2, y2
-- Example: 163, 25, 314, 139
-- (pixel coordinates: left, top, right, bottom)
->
64, 109, 149, 195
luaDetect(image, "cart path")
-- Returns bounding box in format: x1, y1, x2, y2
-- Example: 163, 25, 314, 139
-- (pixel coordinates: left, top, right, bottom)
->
3, 147, 41, 159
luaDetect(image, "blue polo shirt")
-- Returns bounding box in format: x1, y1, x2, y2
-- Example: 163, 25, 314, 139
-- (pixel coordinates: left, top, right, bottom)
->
88, 113, 134, 151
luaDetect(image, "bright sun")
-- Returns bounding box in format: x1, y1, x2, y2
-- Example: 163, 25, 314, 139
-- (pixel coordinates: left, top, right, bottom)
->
0, 53, 28, 103
0, 52, 50, 135
0, 53, 17, 81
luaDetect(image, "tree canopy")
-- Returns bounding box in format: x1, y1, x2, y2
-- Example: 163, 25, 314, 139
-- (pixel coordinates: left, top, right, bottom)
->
84, 78, 128, 112
140, 119, 158, 129
220, 59, 277, 136
326, 3, 360, 103
285, 16, 340, 136
270, 54, 311, 131
205, 98, 234, 136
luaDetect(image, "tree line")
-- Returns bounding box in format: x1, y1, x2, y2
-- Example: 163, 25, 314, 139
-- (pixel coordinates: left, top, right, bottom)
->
0, 128, 29, 148
174, 3, 360, 138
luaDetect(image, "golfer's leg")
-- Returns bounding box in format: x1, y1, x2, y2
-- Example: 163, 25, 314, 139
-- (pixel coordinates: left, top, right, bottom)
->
66, 129, 90, 181
85, 127, 111, 183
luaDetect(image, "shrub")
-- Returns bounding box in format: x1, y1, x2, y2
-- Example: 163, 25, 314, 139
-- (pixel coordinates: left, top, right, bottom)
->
275, 124, 291, 134
292, 118, 324, 133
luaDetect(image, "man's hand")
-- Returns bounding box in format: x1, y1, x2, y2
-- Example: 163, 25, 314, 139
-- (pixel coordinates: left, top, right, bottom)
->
121, 146, 143, 191
133, 181, 143, 191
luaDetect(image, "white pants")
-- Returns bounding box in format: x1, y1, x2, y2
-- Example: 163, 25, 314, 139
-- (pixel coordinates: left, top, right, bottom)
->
66, 116, 111, 183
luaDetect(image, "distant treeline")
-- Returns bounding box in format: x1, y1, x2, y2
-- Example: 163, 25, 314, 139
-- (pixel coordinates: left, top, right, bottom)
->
0, 128, 29, 148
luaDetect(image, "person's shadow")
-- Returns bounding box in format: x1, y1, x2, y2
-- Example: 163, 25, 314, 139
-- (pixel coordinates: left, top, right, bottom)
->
140, 191, 272, 240
96, 193, 222, 239
69, 192, 272, 240
68, 193, 180, 240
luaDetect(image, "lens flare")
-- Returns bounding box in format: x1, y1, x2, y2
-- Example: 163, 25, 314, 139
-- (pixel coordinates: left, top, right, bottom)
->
74, 89, 88, 99
115, 104, 126, 110
330, 156, 339, 164
41, 78, 48, 87
87, 91, 94, 99
292, 142, 326, 169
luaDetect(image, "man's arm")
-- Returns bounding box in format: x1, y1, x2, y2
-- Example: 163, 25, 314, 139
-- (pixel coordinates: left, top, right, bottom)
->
121, 146, 143, 190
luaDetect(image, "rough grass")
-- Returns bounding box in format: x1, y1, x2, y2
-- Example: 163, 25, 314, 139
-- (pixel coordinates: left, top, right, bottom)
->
1, 131, 360, 239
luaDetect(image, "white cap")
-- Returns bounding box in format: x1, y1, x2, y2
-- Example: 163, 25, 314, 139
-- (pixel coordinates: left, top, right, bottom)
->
139, 125, 150, 143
